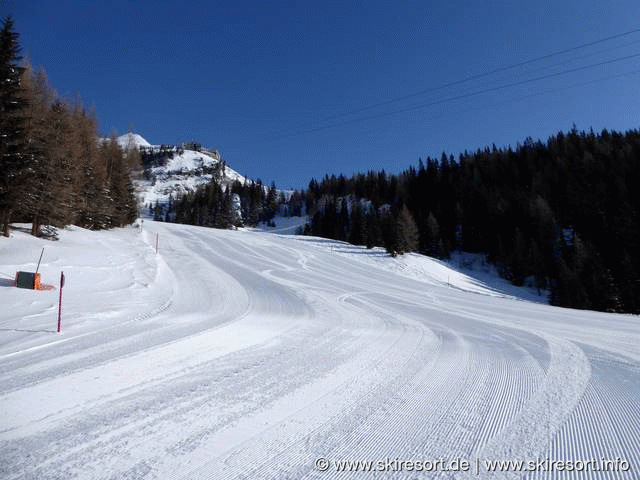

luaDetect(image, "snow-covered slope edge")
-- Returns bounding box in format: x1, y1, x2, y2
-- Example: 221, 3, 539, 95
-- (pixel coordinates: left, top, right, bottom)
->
288, 235, 548, 303
0, 223, 173, 356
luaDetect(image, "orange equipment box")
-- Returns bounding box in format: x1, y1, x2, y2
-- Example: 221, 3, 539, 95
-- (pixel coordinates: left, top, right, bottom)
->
15, 271, 41, 290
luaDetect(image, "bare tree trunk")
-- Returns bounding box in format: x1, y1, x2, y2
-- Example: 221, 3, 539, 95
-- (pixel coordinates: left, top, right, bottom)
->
1, 208, 12, 237
31, 215, 40, 236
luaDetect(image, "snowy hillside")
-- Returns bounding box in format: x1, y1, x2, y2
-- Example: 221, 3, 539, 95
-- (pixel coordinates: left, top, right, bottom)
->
136, 149, 248, 209
1, 221, 638, 479
123, 133, 249, 210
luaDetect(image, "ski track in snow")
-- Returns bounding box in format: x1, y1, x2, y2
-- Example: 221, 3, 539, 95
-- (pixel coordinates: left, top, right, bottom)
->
0, 222, 639, 479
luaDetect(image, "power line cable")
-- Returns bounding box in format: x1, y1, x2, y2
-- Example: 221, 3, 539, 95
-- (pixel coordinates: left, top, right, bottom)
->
270, 51, 640, 139
462, 37, 640, 93
279, 27, 640, 132
413, 68, 640, 136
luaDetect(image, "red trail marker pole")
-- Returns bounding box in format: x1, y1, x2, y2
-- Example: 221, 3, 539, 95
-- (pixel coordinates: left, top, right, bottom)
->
58, 271, 65, 333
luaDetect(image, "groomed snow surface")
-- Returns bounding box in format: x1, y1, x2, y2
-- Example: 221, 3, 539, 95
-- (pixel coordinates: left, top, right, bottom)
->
1, 222, 639, 479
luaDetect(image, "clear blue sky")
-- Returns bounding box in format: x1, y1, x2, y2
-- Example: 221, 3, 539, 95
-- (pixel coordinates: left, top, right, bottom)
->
5, 1, 640, 188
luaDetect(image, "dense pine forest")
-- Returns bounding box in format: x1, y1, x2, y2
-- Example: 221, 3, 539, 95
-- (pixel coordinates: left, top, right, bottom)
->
0, 18, 137, 238
304, 127, 640, 314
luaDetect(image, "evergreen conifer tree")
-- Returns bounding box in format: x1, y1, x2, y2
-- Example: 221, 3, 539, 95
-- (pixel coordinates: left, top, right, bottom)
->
0, 17, 28, 236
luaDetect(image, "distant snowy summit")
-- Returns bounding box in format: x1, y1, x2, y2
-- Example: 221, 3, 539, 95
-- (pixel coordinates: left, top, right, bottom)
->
99, 132, 152, 149
127, 133, 248, 213
117, 132, 152, 150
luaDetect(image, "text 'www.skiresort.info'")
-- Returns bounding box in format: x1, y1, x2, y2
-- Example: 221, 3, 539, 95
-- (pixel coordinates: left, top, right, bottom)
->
314, 456, 632, 474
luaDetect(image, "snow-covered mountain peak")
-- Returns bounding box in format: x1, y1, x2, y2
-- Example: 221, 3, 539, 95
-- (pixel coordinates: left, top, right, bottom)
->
117, 132, 152, 150
132, 135, 249, 211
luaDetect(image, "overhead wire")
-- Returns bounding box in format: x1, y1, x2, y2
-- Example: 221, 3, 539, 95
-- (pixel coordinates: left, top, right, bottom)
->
261, 27, 640, 142
267, 51, 640, 140
412, 67, 640, 135
289, 28, 640, 129
461, 37, 640, 93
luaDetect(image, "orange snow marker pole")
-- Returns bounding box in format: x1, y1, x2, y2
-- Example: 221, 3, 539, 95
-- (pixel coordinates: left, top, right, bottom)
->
57, 271, 65, 333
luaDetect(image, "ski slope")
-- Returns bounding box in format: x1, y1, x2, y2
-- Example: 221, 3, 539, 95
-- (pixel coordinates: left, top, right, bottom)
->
1, 222, 639, 479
